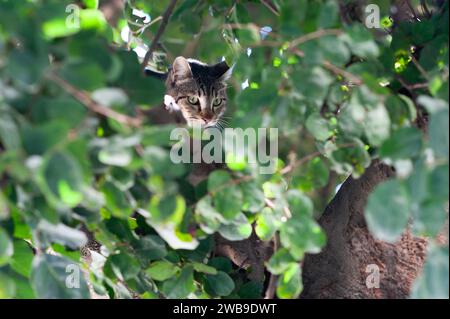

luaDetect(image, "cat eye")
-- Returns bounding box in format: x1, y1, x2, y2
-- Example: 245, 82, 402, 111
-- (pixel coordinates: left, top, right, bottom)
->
187, 96, 199, 105
212, 98, 222, 107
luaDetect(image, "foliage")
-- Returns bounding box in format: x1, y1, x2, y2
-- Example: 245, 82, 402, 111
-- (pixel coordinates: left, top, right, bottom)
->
0, 0, 448, 299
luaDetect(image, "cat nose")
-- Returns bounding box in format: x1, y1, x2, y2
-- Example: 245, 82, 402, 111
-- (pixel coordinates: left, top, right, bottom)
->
202, 113, 214, 121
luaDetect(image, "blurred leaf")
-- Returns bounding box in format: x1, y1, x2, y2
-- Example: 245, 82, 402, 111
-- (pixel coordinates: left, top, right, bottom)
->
276, 263, 302, 299
204, 271, 235, 297
22, 122, 69, 155
411, 245, 449, 299
429, 108, 449, 159
43, 152, 85, 208
31, 254, 89, 298
134, 235, 168, 266
146, 261, 179, 281
218, 212, 252, 241
267, 248, 297, 275
365, 179, 410, 242
105, 252, 141, 281
0, 227, 13, 267
36, 220, 88, 249
191, 262, 217, 275
162, 266, 195, 299
380, 127, 423, 160
306, 113, 331, 141
255, 207, 277, 241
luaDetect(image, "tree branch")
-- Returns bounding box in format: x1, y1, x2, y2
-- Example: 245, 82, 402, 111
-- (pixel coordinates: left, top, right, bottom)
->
288, 29, 343, 48
321, 60, 363, 86
46, 73, 142, 127
141, 0, 178, 73
264, 233, 280, 299
260, 0, 279, 16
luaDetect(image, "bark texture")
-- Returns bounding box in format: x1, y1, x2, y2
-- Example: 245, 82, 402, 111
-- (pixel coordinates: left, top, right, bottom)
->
301, 161, 428, 299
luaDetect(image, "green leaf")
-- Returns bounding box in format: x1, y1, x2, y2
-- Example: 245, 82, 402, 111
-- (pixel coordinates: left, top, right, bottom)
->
146, 261, 179, 281
412, 200, 447, 237
0, 272, 16, 298
411, 245, 449, 299
32, 97, 87, 128
207, 170, 231, 191
429, 108, 449, 159
31, 254, 89, 299
276, 263, 302, 299
144, 146, 186, 178
208, 257, 233, 273
267, 248, 297, 275
22, 122, 69, 155
36, 220, 88, 249
365, 179, 411, 243
364, 103, 391, 146
195, 196, 225, 234
293, 157, 329, 192
342, 25, 379, 58
0, 112, 21, 150
43, 151, 85, 207
286, 190, 314, 217
134, 235, 167, 266
306, 113, 331, 141
213, 184, 244, 221
146, 219, 199, 250
162, 266, 195, 299
428, 164, 449, 202
149, 194, 185, 224
380, 127, 423, 160
0, 227, 13, 266
10, 239, 33, 277
218, 212, 252, 241
279, 214, 326, 259
292, 67, 334, 107
191, 262, 218, 275
61, 61, 106, 91
237, 281, 263, 299
255, 207, 278, 241
204, 271, 235, 297
241, 182, 266, 213
104, 252, 141, 281
317, 1, 339, 28
83, 0, 99, 9
101, 181, 133, 218
0, 192, 9, 221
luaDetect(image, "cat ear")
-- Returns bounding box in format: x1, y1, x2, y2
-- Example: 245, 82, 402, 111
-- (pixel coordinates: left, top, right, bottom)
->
211, 61, 232, 81
172, 56, 192, 81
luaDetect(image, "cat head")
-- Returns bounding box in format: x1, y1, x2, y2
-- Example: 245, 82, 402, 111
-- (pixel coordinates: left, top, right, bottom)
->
164, 56, 231, 128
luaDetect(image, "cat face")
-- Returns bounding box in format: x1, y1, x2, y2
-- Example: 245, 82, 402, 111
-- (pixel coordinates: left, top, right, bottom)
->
166, 57, 230, 128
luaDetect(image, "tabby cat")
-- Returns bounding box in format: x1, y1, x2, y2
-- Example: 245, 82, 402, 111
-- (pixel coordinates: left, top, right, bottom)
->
146, 56, 231, 128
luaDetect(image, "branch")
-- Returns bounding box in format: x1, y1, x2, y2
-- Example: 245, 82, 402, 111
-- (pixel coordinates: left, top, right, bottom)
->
288, 29, 343, 48
141, 0, 178, 72
264, 233, 280, 299
46, 73, 142, 127
260, 0, 279, 16
280, 143, 357, 175
322, 60, 363, 86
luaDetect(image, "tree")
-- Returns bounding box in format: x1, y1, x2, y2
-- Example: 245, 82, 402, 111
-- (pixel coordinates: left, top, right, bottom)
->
0, 0, 448, 299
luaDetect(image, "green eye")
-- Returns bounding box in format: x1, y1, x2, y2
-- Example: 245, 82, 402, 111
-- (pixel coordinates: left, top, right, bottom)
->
213, 98, 222, 107
187, 96, 199, 105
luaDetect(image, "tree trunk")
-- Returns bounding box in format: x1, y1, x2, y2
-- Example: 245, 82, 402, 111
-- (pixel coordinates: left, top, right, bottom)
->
300, 161, 428, 299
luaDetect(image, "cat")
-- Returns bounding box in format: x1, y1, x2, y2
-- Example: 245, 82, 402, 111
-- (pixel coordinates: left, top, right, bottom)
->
145, 56, 231, 128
